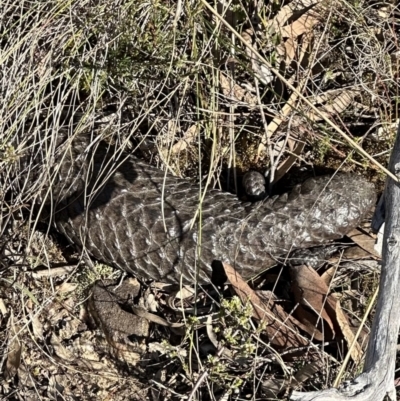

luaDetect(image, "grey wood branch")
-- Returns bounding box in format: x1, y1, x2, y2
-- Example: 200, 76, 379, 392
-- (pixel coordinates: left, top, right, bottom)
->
290, 122, 400, 401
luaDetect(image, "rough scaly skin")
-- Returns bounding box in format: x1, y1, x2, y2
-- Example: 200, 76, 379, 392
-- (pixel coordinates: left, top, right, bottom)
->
18, 133, 376, 284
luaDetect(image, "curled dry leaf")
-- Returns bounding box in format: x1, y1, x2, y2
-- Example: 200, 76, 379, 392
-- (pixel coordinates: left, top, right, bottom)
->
290, 264, 365, 362
290, 264, 339, 340
335, 300, 363, 363
131, 306, 185, 330
51, 333, 75, 361
173, 286, 195, 299
276, 37, 296, 65
205, 314, 234, 359
219, 72, 257, 105
57, 282, 78, 293
170, 124, 198, 154
206, 314, 219, 349
167, 286, 206, 316
222, 262, 308, 348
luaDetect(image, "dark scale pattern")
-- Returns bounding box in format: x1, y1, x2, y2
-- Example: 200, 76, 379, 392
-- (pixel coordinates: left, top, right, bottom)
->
17, 134, 376, 284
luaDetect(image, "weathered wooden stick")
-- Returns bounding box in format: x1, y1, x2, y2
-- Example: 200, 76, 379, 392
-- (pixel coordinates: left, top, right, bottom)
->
290, 122, 400, 401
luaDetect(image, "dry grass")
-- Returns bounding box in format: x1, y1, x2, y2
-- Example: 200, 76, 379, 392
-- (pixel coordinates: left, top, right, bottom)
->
0, 0, 399, 400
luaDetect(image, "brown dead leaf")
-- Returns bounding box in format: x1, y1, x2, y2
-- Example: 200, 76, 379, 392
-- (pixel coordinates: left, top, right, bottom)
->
284, 37, 296, 64
281, 14, 320, 38
30, 312, 44, 340
335, 300, 363, 363
290, 304, 325, 341
270, 4, 295, 30
274, 12, 314, 67
291, 264, 366, 355
171, 124, 198, 154
290, 265, 339, 340
57, 282, 78, 293
219, 72, 257, 105
223, 262, 308, 348
51, 333, 75, 361
321, 266, 336, 287
269, 0, 320, 33
329, 245, 373, 266
346, 228, 380, 258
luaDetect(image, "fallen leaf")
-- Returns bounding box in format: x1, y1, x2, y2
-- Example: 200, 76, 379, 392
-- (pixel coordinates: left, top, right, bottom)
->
223, 262, 308, 348
321, 266, 336, 286
335, 300, 363, 363
30, 312, 44, 340
219, 72, 257, 105
171, 124, 198, 154
51, 333, 75, 361
270, 0, 320, 33
329, 245, 372, 265
346, 228, 380, 258
281, 14, 320, 38
57, 282, 78, 293
290, 265, 338, 340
